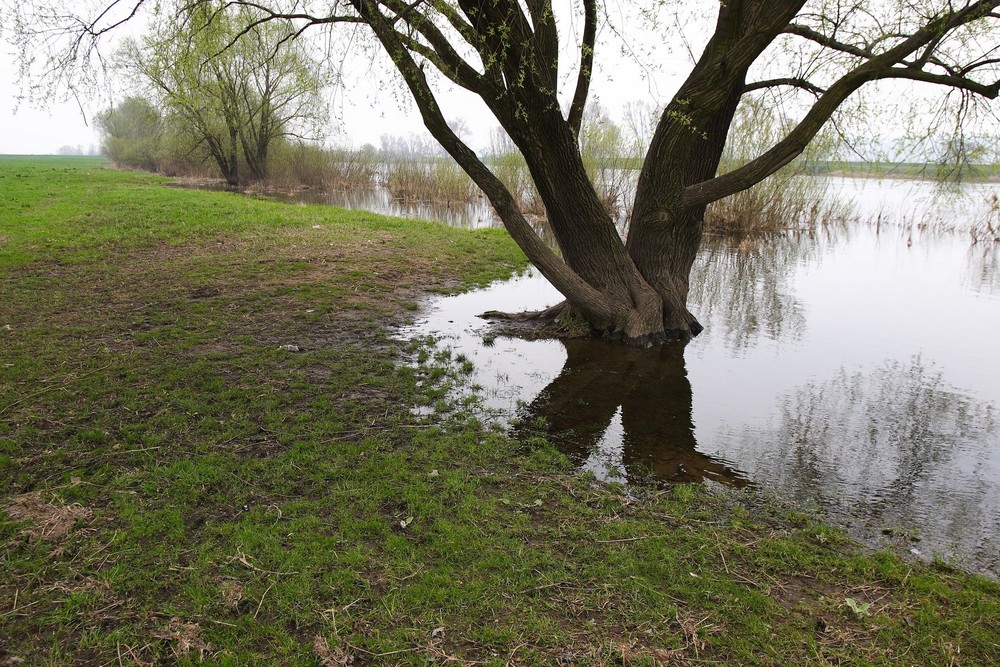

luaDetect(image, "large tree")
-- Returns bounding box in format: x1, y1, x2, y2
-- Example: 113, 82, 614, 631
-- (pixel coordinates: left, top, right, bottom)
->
9, 0, 1000, 343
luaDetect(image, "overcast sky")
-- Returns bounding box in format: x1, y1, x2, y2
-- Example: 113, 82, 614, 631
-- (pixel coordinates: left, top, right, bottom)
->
0, 42, 432, 155
0, 1, 697, 156
0, 56, 102, 155
3, 1, 995, 160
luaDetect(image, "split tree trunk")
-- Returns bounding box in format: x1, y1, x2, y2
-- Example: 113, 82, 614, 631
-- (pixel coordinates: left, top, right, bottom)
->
357, 0, 808, 346
327, 0, 990, 347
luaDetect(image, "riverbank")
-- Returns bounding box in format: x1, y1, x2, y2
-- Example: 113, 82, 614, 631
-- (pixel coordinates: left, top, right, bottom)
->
816, 160, 1000, 183
2, 157, 998, 665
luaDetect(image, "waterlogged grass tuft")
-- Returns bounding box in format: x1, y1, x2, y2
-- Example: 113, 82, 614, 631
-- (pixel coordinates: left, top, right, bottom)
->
1, 157, 998, 665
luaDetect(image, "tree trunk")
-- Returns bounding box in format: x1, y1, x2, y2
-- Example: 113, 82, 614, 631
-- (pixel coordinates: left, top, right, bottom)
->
497, 106, 716, 345
479, 0, 791, 345
241, 126, 270, 182
354, 0, 801, 346
512, 116, 671, 345
203, 132, 240, 186
225, 126, 240, 186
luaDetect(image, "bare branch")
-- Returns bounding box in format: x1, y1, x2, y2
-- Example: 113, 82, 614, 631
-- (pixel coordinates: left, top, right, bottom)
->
685, 0, 1000, 209
354, 0, 617, 325
380, 0, 489, 94
743, 77, 826, 95
876, 67, 1000, 98
784, 22, 873, 58
567, 0, 596, 136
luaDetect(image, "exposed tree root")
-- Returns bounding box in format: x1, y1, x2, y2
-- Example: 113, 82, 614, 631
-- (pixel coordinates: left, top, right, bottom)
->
481, 301, 704, 347
480, 301, 592, 340
481, 300, 574, 323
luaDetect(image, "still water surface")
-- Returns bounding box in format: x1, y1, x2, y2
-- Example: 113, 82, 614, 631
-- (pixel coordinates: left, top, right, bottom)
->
399, 183, 1000, 578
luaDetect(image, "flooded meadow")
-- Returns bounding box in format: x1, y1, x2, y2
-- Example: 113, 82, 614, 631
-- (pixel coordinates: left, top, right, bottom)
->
191, 174, 1000, 576
402, 177, 1000, 577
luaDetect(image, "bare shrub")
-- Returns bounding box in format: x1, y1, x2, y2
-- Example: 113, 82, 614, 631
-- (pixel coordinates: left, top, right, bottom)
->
267, 141, 380, 191
705, 99, 853, 235
580, 103, 636, 220
381, 135, 477, 203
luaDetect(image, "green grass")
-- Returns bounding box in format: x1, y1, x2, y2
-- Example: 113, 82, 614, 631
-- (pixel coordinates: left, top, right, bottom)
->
2, 157, 999, 665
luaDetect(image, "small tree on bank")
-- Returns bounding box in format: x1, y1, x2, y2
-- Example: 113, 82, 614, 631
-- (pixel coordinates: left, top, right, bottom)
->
119, 0, 327, 185
9, 0, 1000, 344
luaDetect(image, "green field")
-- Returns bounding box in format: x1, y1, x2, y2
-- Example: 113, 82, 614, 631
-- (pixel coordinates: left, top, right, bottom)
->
2, 157, 998, 665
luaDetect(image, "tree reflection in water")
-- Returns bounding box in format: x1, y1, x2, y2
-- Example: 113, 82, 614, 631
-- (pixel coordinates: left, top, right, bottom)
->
515, 338, 748, 487
689, 228, 840, 350
964, 243, 1000, 297
725, 355, 999, 575
402, 216, 1000, 576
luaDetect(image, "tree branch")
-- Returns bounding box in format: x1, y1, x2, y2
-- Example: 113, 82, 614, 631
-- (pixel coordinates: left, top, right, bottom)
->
685, 0, 1000, 209
876, 67, 1000, 98
352, 0, 617, 326
525, 0, 558, 91
743, 77, 826, 95
567, 0, 596, 136
381, 0, 488, 94
784, 22, 873, 58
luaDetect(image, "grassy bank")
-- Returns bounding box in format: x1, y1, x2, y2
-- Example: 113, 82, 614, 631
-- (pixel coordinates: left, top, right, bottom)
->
2, 157, 998, 665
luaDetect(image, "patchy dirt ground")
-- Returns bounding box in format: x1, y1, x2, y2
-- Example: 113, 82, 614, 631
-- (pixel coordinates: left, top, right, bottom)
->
3, 163, 999, 665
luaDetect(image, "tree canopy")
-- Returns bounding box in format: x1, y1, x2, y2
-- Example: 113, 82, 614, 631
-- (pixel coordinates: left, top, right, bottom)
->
7, 0, 999, 343
95, 96, 163, 171
114, 1, 328, 184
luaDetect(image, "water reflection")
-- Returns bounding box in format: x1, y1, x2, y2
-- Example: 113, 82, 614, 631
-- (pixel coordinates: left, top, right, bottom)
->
964, 243, 1000, 297
515, 339, 748, 486
690, 229, 839, 350
174, 175, 1000, 576
727, 356, 999, 574
170, 180, 505, 229
409, 224, 1000, 577
268, 187, 503, 230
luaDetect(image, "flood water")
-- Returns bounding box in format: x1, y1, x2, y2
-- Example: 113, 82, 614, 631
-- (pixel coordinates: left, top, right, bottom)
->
184, 175, 1000, 576
400, 180, 1000, 578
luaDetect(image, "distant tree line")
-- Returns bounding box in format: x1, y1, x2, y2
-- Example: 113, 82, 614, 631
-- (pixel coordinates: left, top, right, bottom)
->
57, 144, 101, 156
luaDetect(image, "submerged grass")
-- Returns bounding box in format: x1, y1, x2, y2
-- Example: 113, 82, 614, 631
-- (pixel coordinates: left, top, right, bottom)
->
2, 156, 999, 665
381, 156, 478, 204
971, 193, 1000, 243
705, 102, 852, 236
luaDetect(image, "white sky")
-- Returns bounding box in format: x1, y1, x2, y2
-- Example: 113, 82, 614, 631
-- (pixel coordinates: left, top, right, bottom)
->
2, 2, 985, 159
0, 1, 694, 155
0, 57, 102, 154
